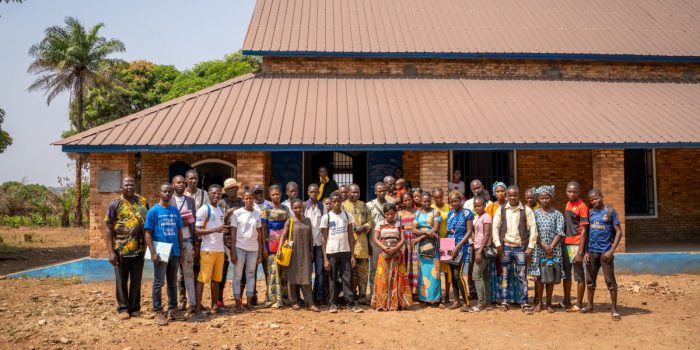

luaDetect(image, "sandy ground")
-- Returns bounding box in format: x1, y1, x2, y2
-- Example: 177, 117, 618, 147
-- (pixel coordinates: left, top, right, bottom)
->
0, 274, 698, 350
0, 227, 88, 276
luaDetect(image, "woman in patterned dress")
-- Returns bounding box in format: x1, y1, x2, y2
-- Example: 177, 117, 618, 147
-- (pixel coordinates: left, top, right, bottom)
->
261, 185, 290, 308
398, 192, 419, 297
528, 185, 565, 313
371, 203, 413, 311
485, 182, 508, 304
414, 192, 442, 305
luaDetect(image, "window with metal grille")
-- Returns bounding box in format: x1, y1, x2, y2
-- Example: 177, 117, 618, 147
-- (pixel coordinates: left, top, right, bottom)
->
624, 149, 656, 216
452, 151, 514, 197
333, 152, 354, 186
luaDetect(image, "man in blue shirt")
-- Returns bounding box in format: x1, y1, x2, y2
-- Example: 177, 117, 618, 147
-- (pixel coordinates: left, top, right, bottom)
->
582, 189, 622, 321
145, 182, 184, 325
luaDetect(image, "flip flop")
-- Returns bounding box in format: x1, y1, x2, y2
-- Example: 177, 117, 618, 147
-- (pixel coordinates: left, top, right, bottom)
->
565, 305, 581, 313
612, 312, 621, 321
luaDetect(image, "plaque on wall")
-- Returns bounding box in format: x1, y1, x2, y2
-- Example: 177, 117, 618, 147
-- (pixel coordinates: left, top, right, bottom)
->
98, 170, 122, 193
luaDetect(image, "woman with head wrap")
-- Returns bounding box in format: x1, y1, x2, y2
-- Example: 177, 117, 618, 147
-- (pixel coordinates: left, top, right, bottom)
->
527, 185, 565, 313
485, 182, 508, 305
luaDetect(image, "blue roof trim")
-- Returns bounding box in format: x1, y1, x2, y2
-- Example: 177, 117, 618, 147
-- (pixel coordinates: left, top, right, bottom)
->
61, 142, 700, 153
242, 50, 700, 63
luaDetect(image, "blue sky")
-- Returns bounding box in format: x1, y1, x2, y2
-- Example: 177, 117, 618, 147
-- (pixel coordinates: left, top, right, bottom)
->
0, 0, 256, 185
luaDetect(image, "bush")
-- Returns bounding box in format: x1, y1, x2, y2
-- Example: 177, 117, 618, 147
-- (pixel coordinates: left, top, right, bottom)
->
23, 233, 32, 242
0, 215, 64, 228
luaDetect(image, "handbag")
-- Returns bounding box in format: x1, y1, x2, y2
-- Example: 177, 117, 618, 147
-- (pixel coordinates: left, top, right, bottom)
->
483, 245, 498, 259
419, 237, 437, 258
274, 219, 294, 267
446, 249, 463, 266
540, 258, 562, 285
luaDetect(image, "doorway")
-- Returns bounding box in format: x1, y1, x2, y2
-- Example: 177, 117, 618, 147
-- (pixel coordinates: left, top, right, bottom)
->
304, 151, 367, 201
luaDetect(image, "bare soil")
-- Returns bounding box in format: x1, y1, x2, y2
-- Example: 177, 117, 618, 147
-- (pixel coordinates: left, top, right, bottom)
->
0, 274, 698, 349
0, 227, 89, 276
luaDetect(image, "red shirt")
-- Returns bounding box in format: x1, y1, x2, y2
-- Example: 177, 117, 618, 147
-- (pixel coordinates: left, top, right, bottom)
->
564, 199, 589, 245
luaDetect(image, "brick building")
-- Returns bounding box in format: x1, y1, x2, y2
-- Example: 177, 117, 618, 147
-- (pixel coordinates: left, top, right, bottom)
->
54, 0, 700, 258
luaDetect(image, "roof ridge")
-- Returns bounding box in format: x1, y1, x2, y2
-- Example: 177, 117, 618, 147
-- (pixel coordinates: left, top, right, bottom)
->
53, 73, 260, 145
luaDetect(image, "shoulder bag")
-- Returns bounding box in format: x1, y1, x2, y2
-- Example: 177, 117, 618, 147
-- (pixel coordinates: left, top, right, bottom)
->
275, 219, 294, 267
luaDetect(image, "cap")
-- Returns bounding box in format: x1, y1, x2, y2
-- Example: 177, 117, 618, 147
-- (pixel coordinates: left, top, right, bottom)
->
252, 184, 264, 192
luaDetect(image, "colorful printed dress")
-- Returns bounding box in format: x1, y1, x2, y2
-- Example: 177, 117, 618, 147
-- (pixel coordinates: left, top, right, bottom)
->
528, 209, 565, 278
414, 209, 442, 302
371, 219, 413, 311
398, 209, 419, 295
261, 204, 290, 306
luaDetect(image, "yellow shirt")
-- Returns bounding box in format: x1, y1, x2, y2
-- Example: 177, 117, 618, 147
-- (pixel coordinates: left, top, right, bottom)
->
431, 203, 450, 238
342, 200, 373, 259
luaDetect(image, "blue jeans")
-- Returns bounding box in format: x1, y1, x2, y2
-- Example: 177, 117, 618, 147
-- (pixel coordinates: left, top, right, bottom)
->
152, 255, 179, 312
312, 245, 326, 303
500, 246, 528, 305
233, 248, 258, 299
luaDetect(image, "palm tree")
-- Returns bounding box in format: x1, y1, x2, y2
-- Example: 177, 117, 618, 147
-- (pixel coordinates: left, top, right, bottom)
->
0, 107, 12, 154
28, 17, 125, 226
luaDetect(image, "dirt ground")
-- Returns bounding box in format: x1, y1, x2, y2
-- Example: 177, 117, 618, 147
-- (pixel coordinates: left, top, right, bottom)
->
0, 274, 698, 350
0, 227, 88, 276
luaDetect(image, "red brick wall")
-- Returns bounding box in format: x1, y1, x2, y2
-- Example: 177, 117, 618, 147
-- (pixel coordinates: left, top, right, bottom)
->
591, 149, 626, 252
401, 151, 449, 191
627, 149, 700, 242
516, 150, 593, 212
263, 57, 699, 82
88, 153, 136, 258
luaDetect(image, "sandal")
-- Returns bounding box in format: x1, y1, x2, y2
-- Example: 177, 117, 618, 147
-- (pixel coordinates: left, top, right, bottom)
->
468, 305, 483, 313
497, 302, 510, 311
448, 302, 462, 310
565, 305, 581, 313
546, 306, 555, 313
612, 312, 621, 321
521, 304, 534, 315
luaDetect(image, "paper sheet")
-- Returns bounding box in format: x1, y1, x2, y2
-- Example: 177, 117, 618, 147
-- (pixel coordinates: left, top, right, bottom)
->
144, 241, 173, 262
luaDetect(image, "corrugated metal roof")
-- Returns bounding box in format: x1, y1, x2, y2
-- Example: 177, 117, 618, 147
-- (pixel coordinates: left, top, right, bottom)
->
54, 73, 700, 151
242, 0, 700, 59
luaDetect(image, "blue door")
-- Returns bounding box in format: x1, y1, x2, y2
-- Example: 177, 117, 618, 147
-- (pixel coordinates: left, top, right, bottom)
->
366, 151, 402, 200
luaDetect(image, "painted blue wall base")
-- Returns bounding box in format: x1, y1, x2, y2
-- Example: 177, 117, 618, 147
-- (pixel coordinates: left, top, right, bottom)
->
5, 252, 700, 282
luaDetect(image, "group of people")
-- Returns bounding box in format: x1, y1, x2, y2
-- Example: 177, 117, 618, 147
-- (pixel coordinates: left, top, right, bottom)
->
104, 166, 623, 325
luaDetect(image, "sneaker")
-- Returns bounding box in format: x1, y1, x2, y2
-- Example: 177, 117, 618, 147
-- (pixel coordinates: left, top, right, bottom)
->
329, 305, 339, 314
351, 306, 364, 313
245, 302, 253, 312
216, 300, 225, 309
194, 312, 205, 322
154, 312, 168, 326
129, 311, 142, 318
117, 312, 130, 320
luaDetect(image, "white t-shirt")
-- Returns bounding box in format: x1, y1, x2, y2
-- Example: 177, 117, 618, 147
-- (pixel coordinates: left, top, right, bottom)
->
195, 203, 225, 252
230, 207, 262, 252
320, 210, 354, 254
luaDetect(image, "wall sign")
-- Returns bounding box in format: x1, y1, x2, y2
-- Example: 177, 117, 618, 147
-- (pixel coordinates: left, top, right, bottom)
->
98, 170, 122, 193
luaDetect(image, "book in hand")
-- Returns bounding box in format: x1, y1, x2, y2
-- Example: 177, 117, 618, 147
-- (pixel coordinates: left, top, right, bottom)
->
439, 238, 456, 261
144, 241, 173, 262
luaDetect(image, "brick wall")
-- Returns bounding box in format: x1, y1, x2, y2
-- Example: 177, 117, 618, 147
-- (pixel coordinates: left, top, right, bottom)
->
591, 149, 626, 252
516, 150, 593, 213
627, 149, 700, 242
263, 57, 700, 82
88, 153, 136, 258
418, 151, 450, 192
402, 151, 421, 189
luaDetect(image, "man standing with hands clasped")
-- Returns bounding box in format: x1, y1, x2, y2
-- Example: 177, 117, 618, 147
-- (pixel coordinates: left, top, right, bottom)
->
104, 176, 149, 320
144, 182, 184, 326
193, 185, 228, 321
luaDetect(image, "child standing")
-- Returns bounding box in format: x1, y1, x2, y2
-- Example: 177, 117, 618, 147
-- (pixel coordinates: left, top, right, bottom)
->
582, 189, 622, 321
469, 196, 492, 312
446, 191, 474, 311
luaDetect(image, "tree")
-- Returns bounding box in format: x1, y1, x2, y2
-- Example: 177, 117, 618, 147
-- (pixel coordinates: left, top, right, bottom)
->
161, 51, 261, 102
27, 17, 125, 226
70, 60, 179, 128
0, 107, 12, 154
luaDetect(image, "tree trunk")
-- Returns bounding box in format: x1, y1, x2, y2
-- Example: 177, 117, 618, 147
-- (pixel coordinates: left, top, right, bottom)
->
73, 77, 84, 227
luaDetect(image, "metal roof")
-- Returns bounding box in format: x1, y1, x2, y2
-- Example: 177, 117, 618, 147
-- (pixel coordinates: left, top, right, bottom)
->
242, 0, 700, 60
54, 73, 700, 152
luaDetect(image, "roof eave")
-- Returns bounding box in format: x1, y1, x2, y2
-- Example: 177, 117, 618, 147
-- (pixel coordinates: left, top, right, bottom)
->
242, 50, 700, 63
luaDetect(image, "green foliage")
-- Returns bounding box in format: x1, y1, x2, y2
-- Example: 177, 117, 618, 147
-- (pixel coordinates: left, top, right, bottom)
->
0, 107, 12, 154
161, 51, 261, 102
70, 60, 180, 128
23, 233, 32, 242
0, 181, 69, 227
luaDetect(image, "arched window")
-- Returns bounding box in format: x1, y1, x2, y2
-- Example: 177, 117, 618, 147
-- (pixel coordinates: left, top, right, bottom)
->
191, 159, 236, 190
